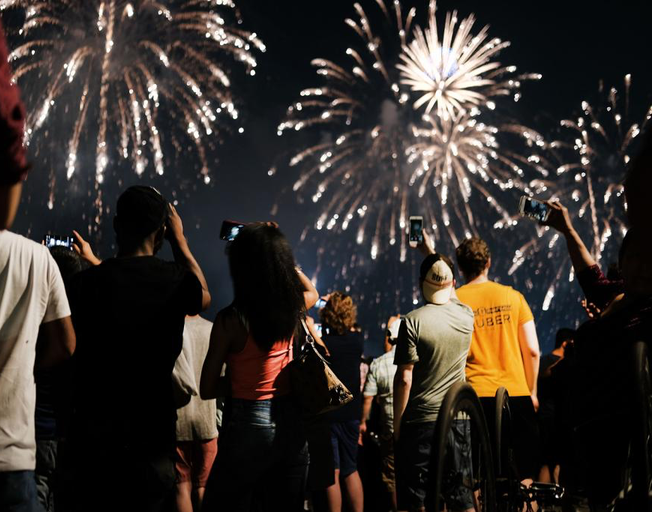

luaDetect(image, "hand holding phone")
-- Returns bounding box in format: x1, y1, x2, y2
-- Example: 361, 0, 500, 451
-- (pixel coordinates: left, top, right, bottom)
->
518, 196, 551, 223
409, 216, 424, 248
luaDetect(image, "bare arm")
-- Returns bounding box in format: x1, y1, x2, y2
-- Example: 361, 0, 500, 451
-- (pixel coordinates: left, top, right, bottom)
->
305, 316, 329, 356
36, 317, 76, 369
166, 204, 211, 311
200, 313, 241, 399
360, 395, 374, 437
297, 268, 319, 310
393, 364, 413, 441
518, 320, 540, 410
543, 200, 596, 273
72, 230, 102, 266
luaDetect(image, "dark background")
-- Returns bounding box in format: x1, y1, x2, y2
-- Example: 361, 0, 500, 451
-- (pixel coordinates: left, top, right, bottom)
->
7, 1, 652, 355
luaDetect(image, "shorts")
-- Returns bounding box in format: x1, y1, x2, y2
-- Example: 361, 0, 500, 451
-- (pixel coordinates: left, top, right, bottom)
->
480, 395, 540, 480
330, 420, 360, 477
175, 438, 218, 487
396, 419, 474, 512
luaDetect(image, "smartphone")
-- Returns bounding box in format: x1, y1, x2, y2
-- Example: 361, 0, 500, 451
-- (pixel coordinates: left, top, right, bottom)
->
219, 220, 246, 241
408, 216, 424, 248
314, 323, 323, 336
315, 298, 328, 309
518, 196, 551, 223
44, 234, 74, 250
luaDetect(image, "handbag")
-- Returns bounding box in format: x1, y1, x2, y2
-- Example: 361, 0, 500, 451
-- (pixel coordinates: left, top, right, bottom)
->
289, 317, 354, 415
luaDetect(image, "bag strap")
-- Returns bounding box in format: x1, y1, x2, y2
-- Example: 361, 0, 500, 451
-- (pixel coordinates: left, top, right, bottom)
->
298, 317, 332, 365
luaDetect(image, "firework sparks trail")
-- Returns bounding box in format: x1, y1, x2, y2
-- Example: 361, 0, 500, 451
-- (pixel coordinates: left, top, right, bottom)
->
509, 75, 651, 312
1, 0, 265, 227
273, 0, 420, 263
397, 1, 541, 119
406, 109, 552, 249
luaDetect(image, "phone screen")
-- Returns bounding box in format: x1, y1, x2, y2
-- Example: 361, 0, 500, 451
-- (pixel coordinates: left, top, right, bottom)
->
521, 198, 549, 222
44, 235, 74, 250
219, 220, 245, 241
315, 298, 328, 309
409, 217, 424, 244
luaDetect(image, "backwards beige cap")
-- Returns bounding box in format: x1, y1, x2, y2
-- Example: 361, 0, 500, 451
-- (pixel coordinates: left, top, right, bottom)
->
420, 255, 454, 305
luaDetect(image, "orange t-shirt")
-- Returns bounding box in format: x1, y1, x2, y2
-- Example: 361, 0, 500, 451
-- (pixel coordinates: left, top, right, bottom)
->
456, 281, 534, 398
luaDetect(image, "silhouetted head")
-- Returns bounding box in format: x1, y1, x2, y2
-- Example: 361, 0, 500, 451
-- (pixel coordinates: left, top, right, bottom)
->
49, 246, 84, 282
320, 292, 358, 336
113, 186, 168, 254
619, 228, 652, 299
456, 237, 491, 282
228, 223, 304, 349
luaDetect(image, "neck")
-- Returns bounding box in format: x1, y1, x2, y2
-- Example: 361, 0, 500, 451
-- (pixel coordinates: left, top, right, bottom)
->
117, 241, 155, 258
467, 273, 489, 285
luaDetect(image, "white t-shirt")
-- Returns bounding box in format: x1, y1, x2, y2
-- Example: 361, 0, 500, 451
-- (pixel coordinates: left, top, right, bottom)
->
0, 231, 71, 471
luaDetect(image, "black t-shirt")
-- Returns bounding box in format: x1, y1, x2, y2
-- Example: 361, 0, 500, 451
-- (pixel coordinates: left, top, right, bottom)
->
68, 256, 202, 448
323, 331, 364, 423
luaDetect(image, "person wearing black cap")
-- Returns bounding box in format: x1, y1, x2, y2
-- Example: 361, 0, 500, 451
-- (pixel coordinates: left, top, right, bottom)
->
393, 253, 475, 512
63, 186, 210, 512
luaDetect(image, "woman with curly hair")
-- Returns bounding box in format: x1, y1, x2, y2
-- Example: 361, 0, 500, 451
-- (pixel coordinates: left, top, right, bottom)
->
320, 292, 365, 512
200, 223, 318, 511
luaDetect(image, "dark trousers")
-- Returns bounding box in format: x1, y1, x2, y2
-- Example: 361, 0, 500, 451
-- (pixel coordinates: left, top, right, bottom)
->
202, 396, 309, 512
0, 470, 44, 512
35, 439, 57, 512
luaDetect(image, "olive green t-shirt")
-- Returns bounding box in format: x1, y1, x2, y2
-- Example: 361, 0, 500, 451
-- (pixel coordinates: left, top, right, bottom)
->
394, 298, 474, 424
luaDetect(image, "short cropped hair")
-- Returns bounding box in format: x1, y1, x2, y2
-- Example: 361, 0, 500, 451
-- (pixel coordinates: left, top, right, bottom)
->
555, 328, 575, 349
455, 237, 491, 281
320, 292, 358, 336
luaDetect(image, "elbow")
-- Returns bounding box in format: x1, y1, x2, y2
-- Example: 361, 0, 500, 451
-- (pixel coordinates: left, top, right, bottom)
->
201, 291, 212, 312
305, 289, 319, 310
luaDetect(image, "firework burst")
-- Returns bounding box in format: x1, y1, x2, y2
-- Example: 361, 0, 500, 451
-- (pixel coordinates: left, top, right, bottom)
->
509, 75, 651, 313
273, 0, 420, 263
1, 0, 264, 216
398, 1, 540, 119
406, 109, 552, 250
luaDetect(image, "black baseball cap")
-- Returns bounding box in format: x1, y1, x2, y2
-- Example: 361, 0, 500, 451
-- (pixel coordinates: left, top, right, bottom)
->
115, 186, 168, 239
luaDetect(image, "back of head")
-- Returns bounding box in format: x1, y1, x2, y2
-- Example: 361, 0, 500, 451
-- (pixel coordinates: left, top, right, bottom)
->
320, 292, 358, 336
114, 186, 168, 251
228, 224, 304, 348
455, 237, 491, 282
555, 328, 575, 349
49, 246, 83, 282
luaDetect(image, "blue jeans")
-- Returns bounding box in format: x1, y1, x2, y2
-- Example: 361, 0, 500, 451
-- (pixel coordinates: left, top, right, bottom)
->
203, 396, 309, 511
0, 471, 45, 512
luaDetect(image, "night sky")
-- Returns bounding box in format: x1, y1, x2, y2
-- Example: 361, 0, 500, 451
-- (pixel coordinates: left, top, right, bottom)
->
7, 0, 652, 355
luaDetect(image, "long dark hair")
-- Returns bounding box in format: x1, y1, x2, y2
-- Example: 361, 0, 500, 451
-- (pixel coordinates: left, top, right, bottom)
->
228, 223, 305, 349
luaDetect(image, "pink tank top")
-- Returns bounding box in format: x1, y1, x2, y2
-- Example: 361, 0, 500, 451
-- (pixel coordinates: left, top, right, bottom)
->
227, 333, 293, 400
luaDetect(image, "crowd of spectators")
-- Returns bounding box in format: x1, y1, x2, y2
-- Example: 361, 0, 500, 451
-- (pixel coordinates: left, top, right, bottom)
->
1, 18, 652, 512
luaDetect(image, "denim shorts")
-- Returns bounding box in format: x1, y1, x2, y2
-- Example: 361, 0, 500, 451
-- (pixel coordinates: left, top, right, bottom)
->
330, 420, 360, 477
396, 419, 474, 512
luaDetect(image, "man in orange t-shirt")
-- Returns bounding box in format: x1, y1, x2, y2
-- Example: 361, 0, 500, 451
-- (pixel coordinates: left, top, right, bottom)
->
455, 237, 541, 483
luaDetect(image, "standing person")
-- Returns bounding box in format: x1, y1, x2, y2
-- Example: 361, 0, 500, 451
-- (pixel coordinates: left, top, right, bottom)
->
319, 292, 365, 512
361, 316, 401, 512
0, 20, 76, 512
173, 315, 218, 512
393, 253, 475, 512
200, 223, 319, 512
537, 328, 574, 484
65, 186, 210, 512
455, 237, 541, 484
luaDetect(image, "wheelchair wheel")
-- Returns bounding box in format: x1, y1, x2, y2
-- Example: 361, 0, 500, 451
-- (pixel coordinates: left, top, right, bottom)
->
631, 340, 652, 511
494, 387, 512, 479
432, 382, 497, 512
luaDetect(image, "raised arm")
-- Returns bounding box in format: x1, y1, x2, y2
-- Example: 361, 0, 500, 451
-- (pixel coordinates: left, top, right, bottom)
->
166, 204, 211, 311
518, 320, 540, 411
543, 200, 596, 273
297, 267, 319, 310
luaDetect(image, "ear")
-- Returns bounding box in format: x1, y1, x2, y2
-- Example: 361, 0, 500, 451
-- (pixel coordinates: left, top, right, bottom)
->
486, 258, 492, 271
